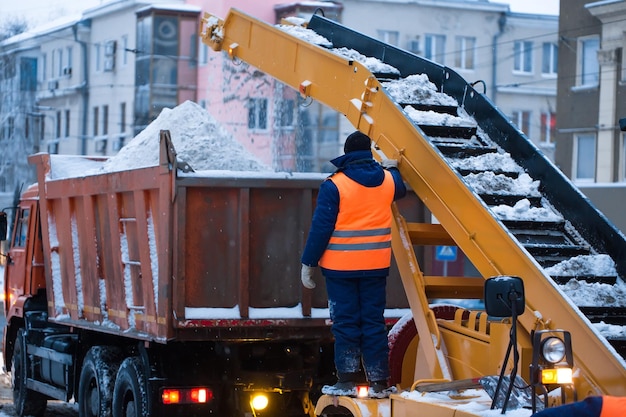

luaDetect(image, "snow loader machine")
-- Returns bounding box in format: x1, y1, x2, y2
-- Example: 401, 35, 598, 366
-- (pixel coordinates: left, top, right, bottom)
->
199, 7, 626, 417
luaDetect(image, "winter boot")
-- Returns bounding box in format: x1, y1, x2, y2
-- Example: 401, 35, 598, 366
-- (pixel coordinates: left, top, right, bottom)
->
368, 381, 397, 398
321, 381, 358, 396
321, 372, 360, 396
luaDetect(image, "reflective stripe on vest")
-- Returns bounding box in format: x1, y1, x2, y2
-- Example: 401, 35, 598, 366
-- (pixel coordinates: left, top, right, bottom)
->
319, 170, 395, 271
600, 396, 626, 417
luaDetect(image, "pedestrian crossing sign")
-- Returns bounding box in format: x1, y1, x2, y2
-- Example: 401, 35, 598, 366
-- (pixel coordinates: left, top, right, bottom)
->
436, 245, 457, 262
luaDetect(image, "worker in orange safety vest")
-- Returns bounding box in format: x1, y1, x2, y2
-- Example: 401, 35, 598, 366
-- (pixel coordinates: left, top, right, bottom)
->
300, 131, 406, 398
532, 396, 626, 417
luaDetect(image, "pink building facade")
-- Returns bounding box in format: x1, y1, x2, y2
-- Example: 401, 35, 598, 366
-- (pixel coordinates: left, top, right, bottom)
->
187, 0, 343, 171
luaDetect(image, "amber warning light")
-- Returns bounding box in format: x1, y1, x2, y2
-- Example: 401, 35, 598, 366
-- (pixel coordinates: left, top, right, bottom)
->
162, 387, 213, 404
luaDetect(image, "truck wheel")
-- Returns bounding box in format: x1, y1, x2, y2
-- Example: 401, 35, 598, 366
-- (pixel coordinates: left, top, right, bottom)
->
11, 329, 47, 417
112, 357, 149, 417
79, 346, 123, 417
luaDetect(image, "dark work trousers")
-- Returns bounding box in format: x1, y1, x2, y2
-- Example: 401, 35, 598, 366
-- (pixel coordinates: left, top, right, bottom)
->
325, 275, 389, 383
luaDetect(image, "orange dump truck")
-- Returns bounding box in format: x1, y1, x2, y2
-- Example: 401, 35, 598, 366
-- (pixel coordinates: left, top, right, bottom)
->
0, 131, 418, 416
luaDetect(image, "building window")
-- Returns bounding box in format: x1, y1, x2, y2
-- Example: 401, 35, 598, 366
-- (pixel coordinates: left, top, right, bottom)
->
65, 110, 70, 137
542, 42, 558, 75
57, 48, 63, 78
574, 133, 596, 182
93, 106, 99, 136
56, 111, 62, 139
622, 133, 626, 182
425, 34, 446, 64
580, 37, 599, 86
122, 35, 129, 66
454, 36, 475, 70
41, 53, 47, 81
277, 99, 295, 127
511, 110, 531, 136
514, 41, 533, 73
248, 98, 268, 130
102, 105, 109, 136
199, 42, 208, 66
120, 102, 126, 133
407, 37, 420, 54
540, 112, 556, 144
94, 43, 101, 72
65, 46, 72, 77
377, 30, 399, 46
48, 141, 59, 154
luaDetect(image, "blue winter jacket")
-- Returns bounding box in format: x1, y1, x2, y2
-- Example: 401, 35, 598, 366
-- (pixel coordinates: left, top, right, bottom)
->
301, 150, 407, 278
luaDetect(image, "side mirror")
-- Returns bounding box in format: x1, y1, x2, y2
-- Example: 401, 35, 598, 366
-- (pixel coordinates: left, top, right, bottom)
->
0, 212, 6, 241
484, 276, 525, 317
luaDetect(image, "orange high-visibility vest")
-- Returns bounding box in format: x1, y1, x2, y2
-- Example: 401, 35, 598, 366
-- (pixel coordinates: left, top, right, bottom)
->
319, 170, 395, 271
600, 396, 626, 417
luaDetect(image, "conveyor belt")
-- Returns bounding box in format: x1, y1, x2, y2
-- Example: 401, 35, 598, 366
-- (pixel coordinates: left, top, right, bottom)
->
201, 8, 626, 396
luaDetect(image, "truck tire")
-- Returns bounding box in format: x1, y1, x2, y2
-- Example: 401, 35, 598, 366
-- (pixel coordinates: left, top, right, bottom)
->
11, 329, 47, 417
112, 356, 149, 417
79, 346, 123, 417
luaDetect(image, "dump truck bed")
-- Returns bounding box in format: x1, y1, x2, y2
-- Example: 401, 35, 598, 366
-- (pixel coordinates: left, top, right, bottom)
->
29, 132, 414, 342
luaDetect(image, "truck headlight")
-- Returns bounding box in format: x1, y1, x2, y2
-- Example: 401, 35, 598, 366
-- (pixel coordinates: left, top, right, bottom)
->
541, 336, 566, 364
251, 393, 269, 411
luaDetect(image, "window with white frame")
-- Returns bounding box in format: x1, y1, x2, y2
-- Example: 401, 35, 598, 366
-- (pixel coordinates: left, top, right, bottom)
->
579, 36, 599, 86
425, 34, 446, 64
511, 110, 531, 136
542, 42, 558, 75
622, 133, 626, 182
93, 106, 99, 136
540, 112, 556, 144
574, 133, 596, 181
57, 48, 63, 78
41, 53, 47, 81
199, 42, 208, 66
56, 111, 62, 139
94, 43, 101, 72
377, 30, 399, 46
122, 35, 129, 66
102, 105, 109, 136
248, 98, 268, 130
65, 110, 70, 138
514, 40, 533, 73
454, 36, 476, 70
65, 46, 72, 77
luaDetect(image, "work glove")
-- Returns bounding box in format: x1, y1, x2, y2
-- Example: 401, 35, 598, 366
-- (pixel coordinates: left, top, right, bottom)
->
381, 159, 398, 169
301, 264, 316, 289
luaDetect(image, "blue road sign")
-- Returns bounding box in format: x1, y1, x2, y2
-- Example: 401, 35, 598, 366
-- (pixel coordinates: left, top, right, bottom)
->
436, 245, 457, 262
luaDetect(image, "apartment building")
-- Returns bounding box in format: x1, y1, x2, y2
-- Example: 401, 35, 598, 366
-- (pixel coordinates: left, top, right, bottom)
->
0, 0, 198, 194
555, 0, 626, 231
1, 0, 560, 183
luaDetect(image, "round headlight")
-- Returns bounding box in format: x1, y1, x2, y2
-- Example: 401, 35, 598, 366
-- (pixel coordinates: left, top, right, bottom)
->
541, 336, 566, 364
251, 394, 269, 411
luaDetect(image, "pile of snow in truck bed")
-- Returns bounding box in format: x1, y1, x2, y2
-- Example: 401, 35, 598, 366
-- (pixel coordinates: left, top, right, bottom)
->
100, 100, 270, 173
49, 100, 269, 179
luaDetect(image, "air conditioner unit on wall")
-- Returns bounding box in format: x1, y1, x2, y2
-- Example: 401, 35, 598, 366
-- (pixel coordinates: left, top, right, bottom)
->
48, 80, 58, 90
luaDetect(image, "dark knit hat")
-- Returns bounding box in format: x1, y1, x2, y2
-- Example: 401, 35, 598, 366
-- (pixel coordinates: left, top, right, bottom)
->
344, 131, 371, 153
